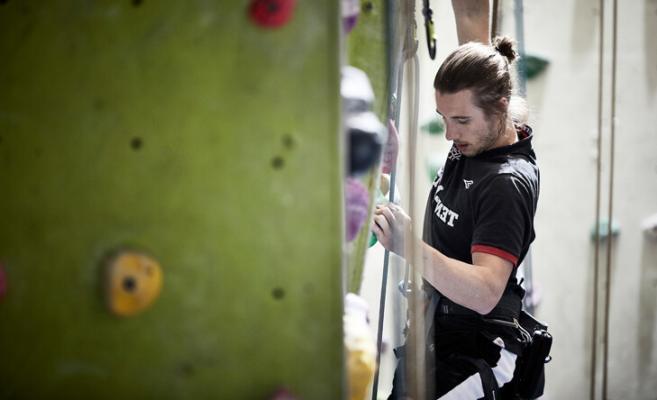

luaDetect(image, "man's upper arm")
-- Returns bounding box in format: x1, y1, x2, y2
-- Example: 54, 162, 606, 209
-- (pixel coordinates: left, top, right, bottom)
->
472, 251, 514, 300
472, 174, 535, 267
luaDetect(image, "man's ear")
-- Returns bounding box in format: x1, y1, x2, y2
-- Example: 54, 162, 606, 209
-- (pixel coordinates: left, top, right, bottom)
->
498, 96, 510, 112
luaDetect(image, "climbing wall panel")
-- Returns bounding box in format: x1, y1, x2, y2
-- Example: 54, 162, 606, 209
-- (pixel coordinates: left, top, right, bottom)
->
344, 0, 391, 293
0, 1, 343, 398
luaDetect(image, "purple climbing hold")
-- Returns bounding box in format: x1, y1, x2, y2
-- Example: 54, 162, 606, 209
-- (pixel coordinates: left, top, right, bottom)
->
345, 178, 370, 242
268, 387, 298, 400
342, 0, 360, 33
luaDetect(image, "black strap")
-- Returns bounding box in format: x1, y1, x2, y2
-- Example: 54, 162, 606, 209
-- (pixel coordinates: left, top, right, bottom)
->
457, 356, 500, 400
425, 290, 440, 340
438, 293, 522, 320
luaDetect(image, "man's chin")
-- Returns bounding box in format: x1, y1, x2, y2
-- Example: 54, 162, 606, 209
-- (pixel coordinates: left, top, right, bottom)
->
459, 146, 477, 157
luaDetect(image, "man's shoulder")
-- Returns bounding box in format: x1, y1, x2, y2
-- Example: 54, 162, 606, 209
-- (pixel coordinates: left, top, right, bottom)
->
469, 158, 538, 196
498, 155, 538, 179
464, 153, 533, 180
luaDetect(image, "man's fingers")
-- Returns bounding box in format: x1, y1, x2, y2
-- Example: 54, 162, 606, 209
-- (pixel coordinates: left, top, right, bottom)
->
371, 220, 384, 237
379, 206, 396, 223
372, 215, 391, 248
372, 215, 383, 231
373, 214, 390, 233
374, 204, 390, 216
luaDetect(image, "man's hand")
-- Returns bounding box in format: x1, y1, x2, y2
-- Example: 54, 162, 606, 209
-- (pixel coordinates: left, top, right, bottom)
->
372, 203, 411, 257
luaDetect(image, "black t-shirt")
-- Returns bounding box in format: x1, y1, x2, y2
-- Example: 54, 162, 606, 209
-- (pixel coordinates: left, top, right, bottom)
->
422, 125, 539, 278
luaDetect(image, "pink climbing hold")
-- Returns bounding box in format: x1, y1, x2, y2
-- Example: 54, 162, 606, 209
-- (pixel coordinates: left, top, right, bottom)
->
269, 387, 298, 400
345, 178, 370, 242
249, 0, 296, 29
382, 119, 399, 174
0, 262, 7, 301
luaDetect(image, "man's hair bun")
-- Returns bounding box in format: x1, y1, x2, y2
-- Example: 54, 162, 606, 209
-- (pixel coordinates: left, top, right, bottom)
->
493, 36, 518, 63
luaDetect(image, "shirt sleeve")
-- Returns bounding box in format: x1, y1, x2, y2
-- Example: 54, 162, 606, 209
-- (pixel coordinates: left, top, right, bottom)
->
471, 174, 535, 266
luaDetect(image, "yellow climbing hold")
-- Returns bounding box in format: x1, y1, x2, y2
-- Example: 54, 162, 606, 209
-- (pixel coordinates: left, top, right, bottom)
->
344, 293, 376, 400
105, 250, 163, 317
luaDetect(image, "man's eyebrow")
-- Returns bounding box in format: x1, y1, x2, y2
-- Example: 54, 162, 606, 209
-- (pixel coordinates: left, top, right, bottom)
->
436, 109, 471, 120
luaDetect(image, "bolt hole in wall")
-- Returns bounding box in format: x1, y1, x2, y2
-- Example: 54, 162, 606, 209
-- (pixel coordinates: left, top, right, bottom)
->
131, 137, 143, 151
0, 0, 8, 5
131, 0, 143, 7
176, 363, 195, 378
271, 287, 285, 300
93, 98, 105, 111
282, 134, 295, 150
271, 156, 285, 170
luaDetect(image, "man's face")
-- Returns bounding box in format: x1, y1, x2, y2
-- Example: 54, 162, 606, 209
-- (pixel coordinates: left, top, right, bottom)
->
435, 89, 502, 157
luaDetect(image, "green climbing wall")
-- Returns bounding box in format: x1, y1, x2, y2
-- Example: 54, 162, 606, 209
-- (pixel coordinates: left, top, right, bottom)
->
345, 0, 390, 294
344, 0, 409, 294
0, 2, 343, 398
347, 1, 389, 121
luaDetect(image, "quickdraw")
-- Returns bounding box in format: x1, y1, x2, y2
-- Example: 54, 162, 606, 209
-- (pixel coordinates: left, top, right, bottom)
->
422, 0, 437, 59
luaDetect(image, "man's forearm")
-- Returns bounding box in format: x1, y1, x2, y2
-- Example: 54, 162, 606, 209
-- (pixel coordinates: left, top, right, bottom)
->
408, 240, 506, 315
452, 0, 491, 44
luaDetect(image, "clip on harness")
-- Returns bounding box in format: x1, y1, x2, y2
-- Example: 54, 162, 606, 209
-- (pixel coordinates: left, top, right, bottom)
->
423, 283, 527, 400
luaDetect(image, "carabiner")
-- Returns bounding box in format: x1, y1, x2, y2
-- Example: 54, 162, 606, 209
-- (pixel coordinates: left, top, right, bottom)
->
423, 0, 437, 59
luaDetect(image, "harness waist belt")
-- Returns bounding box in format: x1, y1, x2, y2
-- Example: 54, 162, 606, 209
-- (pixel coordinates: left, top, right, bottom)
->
436, 292, 522, 320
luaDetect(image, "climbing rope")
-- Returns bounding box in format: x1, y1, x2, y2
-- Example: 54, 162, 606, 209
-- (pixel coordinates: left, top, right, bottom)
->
371, 0, 421, 398
601, 0, 618, 397
590, 0, 618, 398
402, 50, 425, 399
589, 0, 605, 396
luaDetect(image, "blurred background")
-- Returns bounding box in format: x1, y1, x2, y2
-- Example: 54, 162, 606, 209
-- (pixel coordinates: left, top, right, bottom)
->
361, 1, 657, 399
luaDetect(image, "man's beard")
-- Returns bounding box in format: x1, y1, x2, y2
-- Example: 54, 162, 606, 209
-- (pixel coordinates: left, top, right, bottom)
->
474, 116, 505, 155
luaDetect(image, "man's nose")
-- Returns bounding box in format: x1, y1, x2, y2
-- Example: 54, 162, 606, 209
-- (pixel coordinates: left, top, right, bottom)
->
445, 125, 457, 141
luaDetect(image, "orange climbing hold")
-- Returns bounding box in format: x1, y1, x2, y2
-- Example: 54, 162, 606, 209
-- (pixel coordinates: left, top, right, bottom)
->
105, 250, 163, 317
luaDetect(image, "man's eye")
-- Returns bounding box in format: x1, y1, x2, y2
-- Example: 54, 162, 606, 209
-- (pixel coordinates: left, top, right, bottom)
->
457, 119, 470, 125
